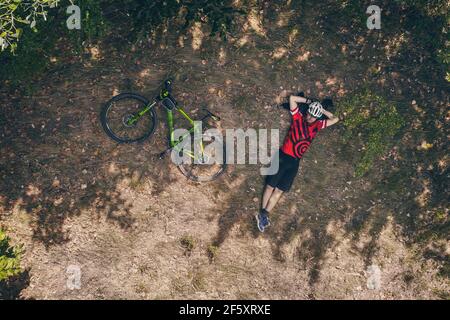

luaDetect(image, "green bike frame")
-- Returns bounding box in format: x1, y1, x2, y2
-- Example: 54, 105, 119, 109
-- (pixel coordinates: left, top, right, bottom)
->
166, 106, 204, 159
129, 99, 205, 160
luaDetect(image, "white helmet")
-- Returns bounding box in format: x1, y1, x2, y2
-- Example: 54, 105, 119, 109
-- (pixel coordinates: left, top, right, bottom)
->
308, 101, 323, 118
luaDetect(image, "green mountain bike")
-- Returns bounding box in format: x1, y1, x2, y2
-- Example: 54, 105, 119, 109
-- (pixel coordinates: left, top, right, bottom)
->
100, 80, 226, 182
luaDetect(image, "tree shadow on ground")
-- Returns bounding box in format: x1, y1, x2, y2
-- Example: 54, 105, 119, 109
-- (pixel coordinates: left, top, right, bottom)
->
0, 269, 30, 300
0, 0, 448, 298
209, 106, 447, 291
210, 169, 259, 249
0, 74, 176, 248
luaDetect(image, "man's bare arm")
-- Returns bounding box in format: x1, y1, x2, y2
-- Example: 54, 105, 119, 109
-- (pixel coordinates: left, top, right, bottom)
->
322, 109, 340, 127
289, 95, 310, 111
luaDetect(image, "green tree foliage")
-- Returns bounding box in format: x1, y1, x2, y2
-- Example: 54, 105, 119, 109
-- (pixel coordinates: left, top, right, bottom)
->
1, 0, 247, 53
1, 1, 448, 84
396, 0, 449, 82
339, 0, 449, 81
0, 0, 60, 52
0, 8, 61, 87
0, 229, 23, 281
184, 0, 246, 39
66, 0, 108, 53
0, 0, 249, 86
120, 0, 245, 41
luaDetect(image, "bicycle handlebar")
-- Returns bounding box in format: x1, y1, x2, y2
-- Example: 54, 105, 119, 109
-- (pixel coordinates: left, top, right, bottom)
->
157, 79, 177, 109
164, 79, 173, 93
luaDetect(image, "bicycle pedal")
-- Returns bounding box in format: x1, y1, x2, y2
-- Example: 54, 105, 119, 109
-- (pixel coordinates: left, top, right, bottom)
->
159, 148, 174, 159
158, 151, 167, 159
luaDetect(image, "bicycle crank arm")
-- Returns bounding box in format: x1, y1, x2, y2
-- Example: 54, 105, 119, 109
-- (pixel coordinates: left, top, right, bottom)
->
158, 149, 171, 160
201, 108, 221, 121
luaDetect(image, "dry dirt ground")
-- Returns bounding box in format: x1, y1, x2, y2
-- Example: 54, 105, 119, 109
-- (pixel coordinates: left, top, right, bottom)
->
0, 1, 448, 299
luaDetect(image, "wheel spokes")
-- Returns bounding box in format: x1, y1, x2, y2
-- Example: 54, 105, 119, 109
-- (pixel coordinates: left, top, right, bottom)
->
104, 97, 154, 142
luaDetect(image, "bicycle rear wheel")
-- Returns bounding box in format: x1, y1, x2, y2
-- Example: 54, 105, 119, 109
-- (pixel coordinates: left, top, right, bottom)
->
177, 124, 227, 182
100, 93, 158, 143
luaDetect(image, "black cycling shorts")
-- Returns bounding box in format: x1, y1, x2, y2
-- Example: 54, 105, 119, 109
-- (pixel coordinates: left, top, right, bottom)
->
265, 149, 301, 192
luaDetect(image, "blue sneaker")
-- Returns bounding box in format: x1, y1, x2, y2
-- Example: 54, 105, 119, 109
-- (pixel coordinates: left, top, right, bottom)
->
256, 210, 270, 232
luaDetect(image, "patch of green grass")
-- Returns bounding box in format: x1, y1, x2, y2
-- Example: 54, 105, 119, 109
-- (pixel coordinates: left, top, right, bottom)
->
0, 229, 23, 281
180, 235, 195, 256
434, 210, 447, 223
339, 89, 405, 177
190, 269, 207, 291
206, 244, 219, 262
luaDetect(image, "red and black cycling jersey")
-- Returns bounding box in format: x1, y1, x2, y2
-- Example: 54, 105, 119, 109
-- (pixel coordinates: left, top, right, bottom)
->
280, 106, 327, 159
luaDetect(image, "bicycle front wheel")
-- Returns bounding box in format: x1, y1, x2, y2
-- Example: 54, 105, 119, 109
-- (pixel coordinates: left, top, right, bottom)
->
100, 93, 158, 143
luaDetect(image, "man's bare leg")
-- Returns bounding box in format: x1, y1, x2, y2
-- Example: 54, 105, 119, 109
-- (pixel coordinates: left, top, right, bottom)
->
257, 186, 283, 232
264, 188, 284, 213
261, 184, 275, 210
